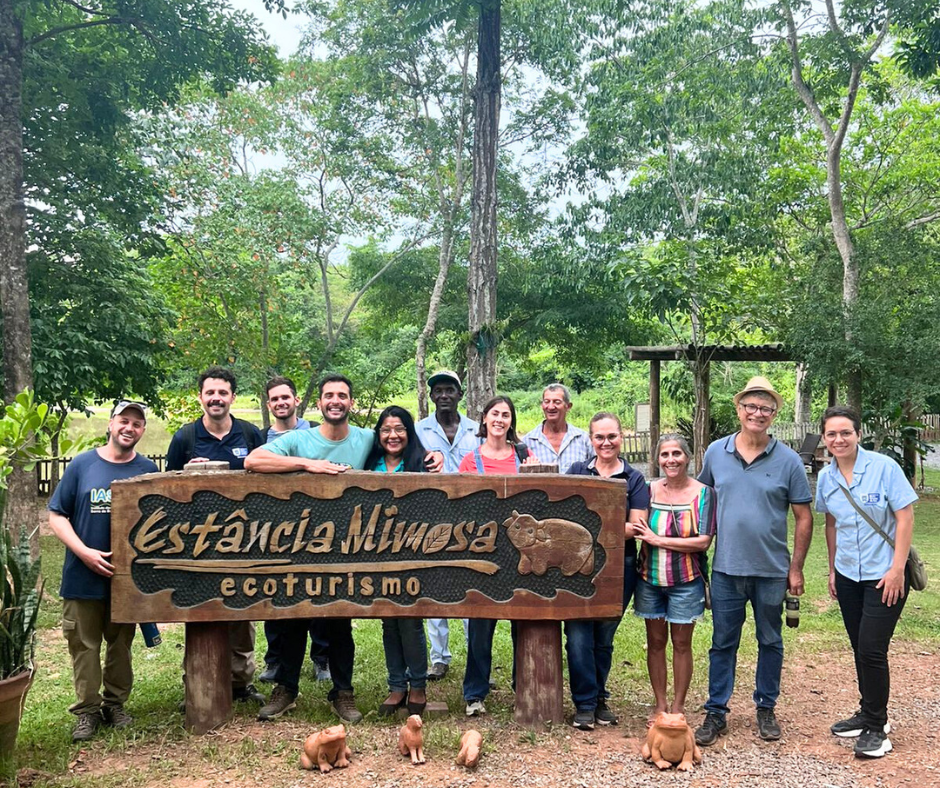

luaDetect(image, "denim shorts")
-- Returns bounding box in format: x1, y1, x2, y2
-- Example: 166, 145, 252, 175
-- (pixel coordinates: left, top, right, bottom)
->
634, 577, 706, 624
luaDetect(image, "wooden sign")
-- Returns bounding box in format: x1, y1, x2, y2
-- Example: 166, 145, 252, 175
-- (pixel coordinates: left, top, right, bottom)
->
110, 471, 626, 624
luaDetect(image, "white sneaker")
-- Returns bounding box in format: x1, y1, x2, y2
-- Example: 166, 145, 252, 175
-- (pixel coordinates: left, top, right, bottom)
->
465, 700, 486, 717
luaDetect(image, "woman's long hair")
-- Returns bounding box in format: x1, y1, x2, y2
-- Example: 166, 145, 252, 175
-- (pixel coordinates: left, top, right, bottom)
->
366, 405, 426, 472
477, 395, 520, 445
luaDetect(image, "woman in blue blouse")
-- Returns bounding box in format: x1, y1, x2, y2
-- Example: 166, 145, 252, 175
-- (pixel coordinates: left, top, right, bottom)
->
815, 406, 918, 759
365, 406, 436, 715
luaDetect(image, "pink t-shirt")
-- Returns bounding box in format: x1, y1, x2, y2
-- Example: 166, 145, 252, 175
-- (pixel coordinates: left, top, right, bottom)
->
458, 449, 518, 475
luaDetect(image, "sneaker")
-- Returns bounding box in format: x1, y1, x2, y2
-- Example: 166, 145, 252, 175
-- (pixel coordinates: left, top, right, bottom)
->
233, 683, 265, 704
258, 663, 278, 684
427, 662, 449, 681
572, 710, 595, 730
756, 707, 781, 741
831, 711, 891, 738
331, 690, 363, 724
465, 700, 486, 717
314, 661, 332, 682
258, 685, 297, 721
72, 712, 101, 742
594, 701, 618, 726
695, 712, 728, 746
854, 726, 893, 758
102, 705, 133, 729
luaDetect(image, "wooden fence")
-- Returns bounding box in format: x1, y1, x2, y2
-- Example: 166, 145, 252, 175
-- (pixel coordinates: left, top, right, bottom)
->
36, 455, 168, 496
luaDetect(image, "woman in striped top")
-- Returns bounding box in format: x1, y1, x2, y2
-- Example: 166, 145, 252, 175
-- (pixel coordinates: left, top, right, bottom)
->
634, 434, 716, 723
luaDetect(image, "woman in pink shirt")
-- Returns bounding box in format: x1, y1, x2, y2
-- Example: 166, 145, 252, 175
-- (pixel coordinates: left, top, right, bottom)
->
459, 395, 531, 715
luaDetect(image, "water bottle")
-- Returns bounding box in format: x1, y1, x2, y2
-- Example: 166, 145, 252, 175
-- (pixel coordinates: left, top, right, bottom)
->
139, 622, 162, 647
785, 594, 800, 629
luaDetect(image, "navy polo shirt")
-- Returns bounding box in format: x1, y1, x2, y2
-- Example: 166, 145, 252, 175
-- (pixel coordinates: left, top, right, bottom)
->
698, 433, 812, 578
165, 417, 264, 471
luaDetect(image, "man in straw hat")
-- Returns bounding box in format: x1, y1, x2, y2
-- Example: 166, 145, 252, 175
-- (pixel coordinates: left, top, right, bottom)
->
694, 376, 813, 746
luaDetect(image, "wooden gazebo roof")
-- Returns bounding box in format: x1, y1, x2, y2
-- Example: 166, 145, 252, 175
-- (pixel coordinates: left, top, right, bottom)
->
626, 344, 792, 363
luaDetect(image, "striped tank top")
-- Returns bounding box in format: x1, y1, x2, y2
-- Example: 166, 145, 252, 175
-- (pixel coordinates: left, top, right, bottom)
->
638, 485, 716, 587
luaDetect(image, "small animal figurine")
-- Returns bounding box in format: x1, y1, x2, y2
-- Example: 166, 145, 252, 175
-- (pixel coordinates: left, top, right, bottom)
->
299, 724, 352, 773
398, 714, 425, 765
641, 712, 702, 772
455, 729, 483, 768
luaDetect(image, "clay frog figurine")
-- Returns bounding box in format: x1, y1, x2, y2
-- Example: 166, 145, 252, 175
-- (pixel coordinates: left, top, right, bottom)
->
398, 714, 425, 765
455, 729, 483, 768
299, 724, 352, 773
641, 712, 703, 772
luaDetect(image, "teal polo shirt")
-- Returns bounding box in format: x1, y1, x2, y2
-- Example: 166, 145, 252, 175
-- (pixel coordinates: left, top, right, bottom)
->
815, 447, 918, 582
698, 433, 812, 578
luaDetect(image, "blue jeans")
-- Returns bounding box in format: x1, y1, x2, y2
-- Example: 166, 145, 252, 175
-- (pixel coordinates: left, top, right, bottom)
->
705, 571, 787, 716
383, 618, 428, 692
564, 547, 637, 712
463, 620, 517, 702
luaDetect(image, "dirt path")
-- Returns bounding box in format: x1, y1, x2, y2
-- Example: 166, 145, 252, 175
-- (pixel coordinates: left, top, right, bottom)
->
36, 642, 938, 788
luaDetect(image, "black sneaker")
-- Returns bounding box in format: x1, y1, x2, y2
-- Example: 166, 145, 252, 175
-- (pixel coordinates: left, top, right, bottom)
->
572, 710, 595, 730
594, 700, 618, 726
102, 705, 133, 729
831, 711, 890, 738
233, 683, 265, 704
854, 726, 893, 758
695, 712, 727, 746
427, 662, 449, 681
756, 707, 781, 741
72, 712, 101, 742
258, 663, 278, 684
258, 685, 297, 721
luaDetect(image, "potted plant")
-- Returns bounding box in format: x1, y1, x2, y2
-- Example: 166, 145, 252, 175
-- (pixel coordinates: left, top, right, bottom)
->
0, 524, 41, 757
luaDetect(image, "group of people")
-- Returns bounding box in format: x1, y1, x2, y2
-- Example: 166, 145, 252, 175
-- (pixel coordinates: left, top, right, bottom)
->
50, 368, 918, 760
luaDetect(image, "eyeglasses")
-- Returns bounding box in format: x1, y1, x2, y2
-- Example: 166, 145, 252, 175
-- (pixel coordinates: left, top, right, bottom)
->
740, 403, 776, 417
379, 426, 408, 437
592, 433, 621, 444
824, 430, 856, 441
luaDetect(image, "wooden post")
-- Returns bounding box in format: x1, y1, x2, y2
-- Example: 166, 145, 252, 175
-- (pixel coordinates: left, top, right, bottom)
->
650, 359, 661, 478
514, 462, 564, 727
184, 622, 231, 734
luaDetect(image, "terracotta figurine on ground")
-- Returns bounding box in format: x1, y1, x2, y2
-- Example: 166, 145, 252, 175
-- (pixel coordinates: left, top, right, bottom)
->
456, 729, 483, 768
398, 714, 426, 764
299, 724, 352, 772
642, 712, 702, 771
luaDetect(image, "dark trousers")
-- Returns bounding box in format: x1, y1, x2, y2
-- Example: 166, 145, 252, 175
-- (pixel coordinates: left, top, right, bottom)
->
273, 618, 354, 699
263, 620, 329, 666
463, 620, 517, 702
835, 571, 908, 729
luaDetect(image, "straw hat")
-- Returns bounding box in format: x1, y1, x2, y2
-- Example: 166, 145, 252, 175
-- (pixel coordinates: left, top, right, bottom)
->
733, 376, 784, 412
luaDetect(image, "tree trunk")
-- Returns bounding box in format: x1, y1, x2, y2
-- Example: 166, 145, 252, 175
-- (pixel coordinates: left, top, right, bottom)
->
826, 147, 862, 413
0, 2, 36, 547
0, 2, 32, 400
795, 362, 811, 425
692, 356, 710, 475
417, 225, 456, 420
465, 1, 500, 419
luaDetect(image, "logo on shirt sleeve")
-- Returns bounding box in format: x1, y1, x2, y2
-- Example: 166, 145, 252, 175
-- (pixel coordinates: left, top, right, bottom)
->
861, 493, 881, 505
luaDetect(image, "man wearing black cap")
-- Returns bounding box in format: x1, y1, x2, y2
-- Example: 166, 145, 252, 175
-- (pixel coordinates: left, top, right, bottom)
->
416, 370, 481, 680
49, 401, 159, 742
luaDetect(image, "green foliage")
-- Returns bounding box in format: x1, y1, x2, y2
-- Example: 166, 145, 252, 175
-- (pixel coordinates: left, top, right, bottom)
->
0, 526, 42, 680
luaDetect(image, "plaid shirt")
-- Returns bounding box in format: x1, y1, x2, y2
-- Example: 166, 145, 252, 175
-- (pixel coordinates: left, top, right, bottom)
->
522, 422, 592, 473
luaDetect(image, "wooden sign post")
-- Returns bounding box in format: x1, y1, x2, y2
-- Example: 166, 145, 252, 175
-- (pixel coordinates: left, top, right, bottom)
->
111, 469, 626, 732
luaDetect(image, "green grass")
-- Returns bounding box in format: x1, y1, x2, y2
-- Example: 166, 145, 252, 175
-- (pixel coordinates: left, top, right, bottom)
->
16, 495, 940, 784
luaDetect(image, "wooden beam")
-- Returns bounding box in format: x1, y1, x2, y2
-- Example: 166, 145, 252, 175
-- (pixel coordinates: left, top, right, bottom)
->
649, 359, 661, 479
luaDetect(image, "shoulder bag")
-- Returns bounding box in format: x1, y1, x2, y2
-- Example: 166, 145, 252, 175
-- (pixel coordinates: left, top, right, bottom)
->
838, 485, 927, 591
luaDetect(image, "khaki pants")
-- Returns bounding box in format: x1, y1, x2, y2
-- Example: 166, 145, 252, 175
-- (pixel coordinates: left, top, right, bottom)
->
62, 598, 135, 715
230, 621, 256, 689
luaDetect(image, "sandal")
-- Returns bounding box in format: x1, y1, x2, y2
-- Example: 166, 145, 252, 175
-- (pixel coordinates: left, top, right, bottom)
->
407, 689, 427, 716
379, 692, 407, 717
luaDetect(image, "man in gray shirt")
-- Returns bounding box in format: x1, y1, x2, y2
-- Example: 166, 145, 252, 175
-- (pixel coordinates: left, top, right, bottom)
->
694, 376, 813, 746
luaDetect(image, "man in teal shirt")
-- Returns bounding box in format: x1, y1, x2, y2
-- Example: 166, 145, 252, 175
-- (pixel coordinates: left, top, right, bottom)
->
246, 374, 373, 724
